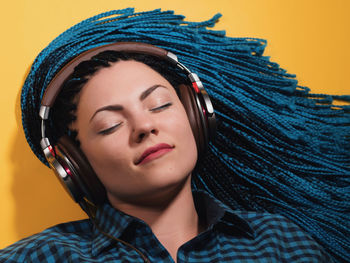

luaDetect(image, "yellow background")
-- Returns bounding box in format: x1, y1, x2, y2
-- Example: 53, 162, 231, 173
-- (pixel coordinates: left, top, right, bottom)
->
1, 0, 349, 249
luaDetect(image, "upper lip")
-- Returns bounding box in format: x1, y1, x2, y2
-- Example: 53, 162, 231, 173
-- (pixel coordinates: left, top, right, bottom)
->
135, 143, 173, 165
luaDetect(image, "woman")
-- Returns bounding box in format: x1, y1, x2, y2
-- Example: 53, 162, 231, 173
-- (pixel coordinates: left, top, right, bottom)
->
1, 8, 349, 262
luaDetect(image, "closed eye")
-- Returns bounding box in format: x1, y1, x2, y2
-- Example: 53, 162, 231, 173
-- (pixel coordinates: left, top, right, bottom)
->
150, 102, 172, 112
98, 123, 122, 135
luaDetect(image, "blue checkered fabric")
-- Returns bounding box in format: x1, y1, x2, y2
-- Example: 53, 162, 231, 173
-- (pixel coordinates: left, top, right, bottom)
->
0, 191, 332, 262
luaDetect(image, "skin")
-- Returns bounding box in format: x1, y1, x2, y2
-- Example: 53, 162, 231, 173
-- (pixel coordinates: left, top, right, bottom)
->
72, 60, 202, 261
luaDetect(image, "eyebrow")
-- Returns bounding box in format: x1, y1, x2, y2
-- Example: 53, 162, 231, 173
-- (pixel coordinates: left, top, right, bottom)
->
89, 84, 166, 122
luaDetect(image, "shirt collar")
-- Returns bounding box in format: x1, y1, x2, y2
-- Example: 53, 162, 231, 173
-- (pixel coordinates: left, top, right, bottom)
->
193, 190, 255, 238
91, 203, 139, 256
91, 190, 255, 256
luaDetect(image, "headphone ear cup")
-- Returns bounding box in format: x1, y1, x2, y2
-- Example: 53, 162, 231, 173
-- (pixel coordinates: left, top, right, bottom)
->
177, 84, 206, 156
55, 135, 107, 205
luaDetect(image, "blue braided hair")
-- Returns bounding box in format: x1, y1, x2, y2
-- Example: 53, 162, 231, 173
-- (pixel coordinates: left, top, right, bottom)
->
21, 8, 350, 262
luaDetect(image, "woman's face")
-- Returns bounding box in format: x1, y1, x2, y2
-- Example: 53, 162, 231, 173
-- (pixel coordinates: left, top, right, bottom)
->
73, 60, 197, 205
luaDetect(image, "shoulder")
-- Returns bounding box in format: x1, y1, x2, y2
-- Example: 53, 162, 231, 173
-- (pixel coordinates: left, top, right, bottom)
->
232, 210, 333, 262
236, 210, 304, 232
236, 211, 314, 240
0, 219, 92, 263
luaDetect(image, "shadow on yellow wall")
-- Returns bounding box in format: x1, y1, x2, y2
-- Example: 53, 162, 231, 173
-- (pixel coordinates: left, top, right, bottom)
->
9, 73, 85, 241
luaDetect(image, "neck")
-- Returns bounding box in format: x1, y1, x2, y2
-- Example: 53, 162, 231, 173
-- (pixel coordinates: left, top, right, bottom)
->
108, 175, 203, 261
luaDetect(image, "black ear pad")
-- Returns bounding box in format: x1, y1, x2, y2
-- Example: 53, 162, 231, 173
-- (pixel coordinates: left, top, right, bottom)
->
55, 135, 107, 205
177, 84, 207, 157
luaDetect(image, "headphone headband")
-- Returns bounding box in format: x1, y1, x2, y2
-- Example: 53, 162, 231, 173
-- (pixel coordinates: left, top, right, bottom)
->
42, 42, 175, 107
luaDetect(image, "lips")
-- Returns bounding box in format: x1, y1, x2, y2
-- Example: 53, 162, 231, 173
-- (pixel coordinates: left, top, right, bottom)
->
135, 143, 174, 165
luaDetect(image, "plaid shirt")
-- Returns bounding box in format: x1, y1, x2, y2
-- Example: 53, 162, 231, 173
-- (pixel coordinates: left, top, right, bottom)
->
0, 190, 332, 262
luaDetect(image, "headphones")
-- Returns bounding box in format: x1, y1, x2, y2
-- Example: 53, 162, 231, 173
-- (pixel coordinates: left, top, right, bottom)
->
39, 42, 216, 209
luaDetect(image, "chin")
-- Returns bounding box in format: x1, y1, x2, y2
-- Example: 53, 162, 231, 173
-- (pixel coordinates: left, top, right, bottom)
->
148, 153, 195, 180
105, 148, 197, 205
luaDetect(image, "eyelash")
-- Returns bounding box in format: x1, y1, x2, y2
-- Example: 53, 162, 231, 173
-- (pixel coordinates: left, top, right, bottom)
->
98, 123, 122, 135
150, 102, 172, 112
98, 103, 172, 135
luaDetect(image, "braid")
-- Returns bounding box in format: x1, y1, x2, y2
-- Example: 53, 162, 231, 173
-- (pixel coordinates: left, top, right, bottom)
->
21, 9, 350, 262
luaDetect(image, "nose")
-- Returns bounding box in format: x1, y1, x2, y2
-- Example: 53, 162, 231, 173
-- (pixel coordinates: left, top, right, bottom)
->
130, 112, 159, 143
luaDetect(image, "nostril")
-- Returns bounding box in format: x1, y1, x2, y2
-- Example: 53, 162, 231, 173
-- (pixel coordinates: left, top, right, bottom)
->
135, 128, 158, 142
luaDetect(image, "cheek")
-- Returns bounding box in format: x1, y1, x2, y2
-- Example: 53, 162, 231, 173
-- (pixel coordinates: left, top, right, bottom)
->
80, 136, 131, 180
168, 108, 198, 163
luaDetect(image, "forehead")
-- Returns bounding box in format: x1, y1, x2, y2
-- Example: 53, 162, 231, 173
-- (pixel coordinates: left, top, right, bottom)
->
86, 60, 170, 91
84, 60, 173, 96
76, 60, 177, 112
